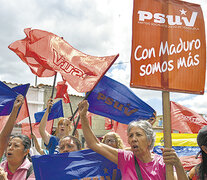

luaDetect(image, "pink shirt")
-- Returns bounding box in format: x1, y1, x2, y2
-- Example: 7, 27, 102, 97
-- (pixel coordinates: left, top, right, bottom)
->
0, 158, 35, 180
118, 149, 166, 180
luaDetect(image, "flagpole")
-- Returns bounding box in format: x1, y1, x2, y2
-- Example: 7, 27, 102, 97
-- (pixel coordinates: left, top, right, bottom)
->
71, 91, 92, 135
50, 73, 57, 99
68, 102, 76, 126
28, 115, 33, 135
35, 76, 37, 86
162, 91, 173, 179
25, 98, 34, 146
111, 119, 113, 129
72, 116, 80, 136
49, 73, 57, 112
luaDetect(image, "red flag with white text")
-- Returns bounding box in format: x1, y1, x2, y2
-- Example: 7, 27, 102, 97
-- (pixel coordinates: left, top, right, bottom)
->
9, 28, 119, 93
171, 101, 207, 133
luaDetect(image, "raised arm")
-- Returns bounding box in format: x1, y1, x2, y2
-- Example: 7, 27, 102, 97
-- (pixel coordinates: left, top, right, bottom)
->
78, 100, 118, 164
39, 98, 53, 145
162, 148, 188, 180
0, 94, 24, 157
31, 134, 45, 155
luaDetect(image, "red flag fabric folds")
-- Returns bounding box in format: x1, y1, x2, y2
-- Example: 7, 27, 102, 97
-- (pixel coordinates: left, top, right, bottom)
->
8, 29, 56, 77
55, 81, 70, 103
111, 121, 129, 147
0, 116, 9, 132
16, 98, 29, 124
76, 112, 92, 129
9, 28, 119, 92
104, 118, 129, 147
22, 120, 53, 138
180, 155, 201, 171
104, 118, 114, 130
171, 101, 207, 133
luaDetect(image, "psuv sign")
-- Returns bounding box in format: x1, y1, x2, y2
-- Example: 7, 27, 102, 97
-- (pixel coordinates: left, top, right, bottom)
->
138, 10, 198, 27
130, 0, 206, 94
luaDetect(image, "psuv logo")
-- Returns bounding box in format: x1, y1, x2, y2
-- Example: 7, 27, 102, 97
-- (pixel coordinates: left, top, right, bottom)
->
137, 10, 198, 27
97, 92, 138, 116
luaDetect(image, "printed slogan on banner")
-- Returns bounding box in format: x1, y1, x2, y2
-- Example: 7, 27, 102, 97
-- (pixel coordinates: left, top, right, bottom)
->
130, 0, 206, 94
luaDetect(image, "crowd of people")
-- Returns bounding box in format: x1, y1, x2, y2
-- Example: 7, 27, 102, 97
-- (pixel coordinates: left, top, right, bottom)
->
0, 95, 206, 179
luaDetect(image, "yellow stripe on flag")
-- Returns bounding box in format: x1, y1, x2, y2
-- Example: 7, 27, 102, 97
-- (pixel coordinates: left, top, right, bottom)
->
155, 133, 198, 147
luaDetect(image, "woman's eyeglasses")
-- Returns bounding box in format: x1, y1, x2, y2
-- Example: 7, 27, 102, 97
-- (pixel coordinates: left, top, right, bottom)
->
105, 139, 116, 144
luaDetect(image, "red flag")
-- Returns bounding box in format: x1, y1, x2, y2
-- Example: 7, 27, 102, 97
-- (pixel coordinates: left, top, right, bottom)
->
21, 120, 53, 138
8, 29, 56, 77
76, 112, 92, 129
105, 119, 130, 147
16, 98, 29, 124
0, 116, 9, 132
55, 80, 70, 103
171, 101, 207, 133
180, 155, 201, 171
104, 118, 114, 130
9, 28, 119, 92
111, 122, 129, 147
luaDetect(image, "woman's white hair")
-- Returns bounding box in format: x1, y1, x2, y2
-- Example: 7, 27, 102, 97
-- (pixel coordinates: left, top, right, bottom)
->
127, 120, 155, 150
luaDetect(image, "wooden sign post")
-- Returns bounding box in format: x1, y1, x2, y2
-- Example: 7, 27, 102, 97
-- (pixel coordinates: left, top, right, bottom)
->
162, 91, 173, 179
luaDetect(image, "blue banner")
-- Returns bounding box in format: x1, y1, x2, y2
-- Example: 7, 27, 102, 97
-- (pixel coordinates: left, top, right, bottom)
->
87, 75, 155, 124
32, 149, 121, 180
34, 100, 64, 123
0, 82, 30, 116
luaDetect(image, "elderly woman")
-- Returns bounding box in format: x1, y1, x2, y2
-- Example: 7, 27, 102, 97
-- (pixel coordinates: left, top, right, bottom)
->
0, 134, 34, 180
78, 100, 188, 180
39, 98, 73, 154
102, 132, 124, 149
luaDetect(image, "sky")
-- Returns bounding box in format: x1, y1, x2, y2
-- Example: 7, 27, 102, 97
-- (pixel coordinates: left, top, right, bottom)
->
0, 0, 206, 116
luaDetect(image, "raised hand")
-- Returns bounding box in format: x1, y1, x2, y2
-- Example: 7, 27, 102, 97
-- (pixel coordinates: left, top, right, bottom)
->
13, 94, 24, 109
0, 167, 8, 180
78, 100, 89, 117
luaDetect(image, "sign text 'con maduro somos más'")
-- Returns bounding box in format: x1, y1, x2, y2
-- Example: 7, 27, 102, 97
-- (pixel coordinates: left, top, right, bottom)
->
130, 0, 206, 94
